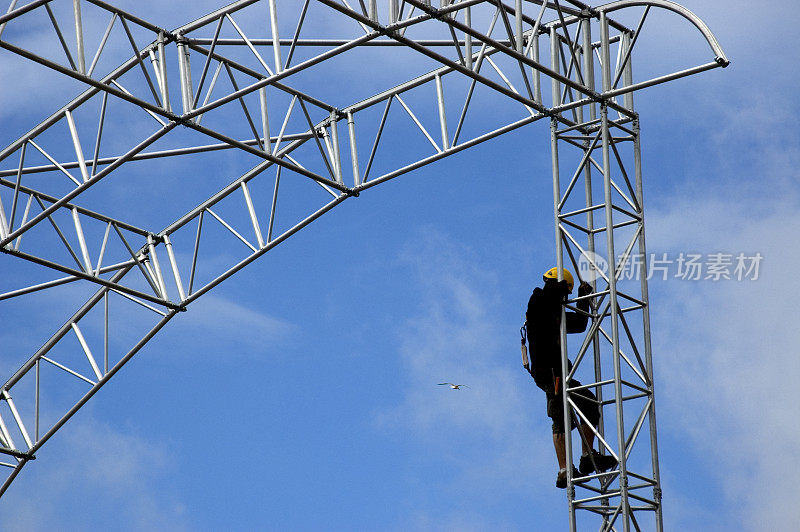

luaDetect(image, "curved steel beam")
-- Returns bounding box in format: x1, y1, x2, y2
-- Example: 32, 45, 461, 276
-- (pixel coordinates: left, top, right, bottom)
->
597, 0, 729, 65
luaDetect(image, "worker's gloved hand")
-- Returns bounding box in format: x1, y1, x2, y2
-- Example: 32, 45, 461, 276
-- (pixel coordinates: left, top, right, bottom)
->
546, 278, 571, 296
557, 279, 571, 294
578, 281, 593, 297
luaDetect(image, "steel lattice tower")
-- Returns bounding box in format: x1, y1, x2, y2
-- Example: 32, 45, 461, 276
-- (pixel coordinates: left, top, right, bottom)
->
0, 1, 727, 529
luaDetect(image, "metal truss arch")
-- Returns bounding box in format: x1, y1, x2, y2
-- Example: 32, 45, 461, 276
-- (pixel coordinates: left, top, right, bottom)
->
0, 1, 728, 528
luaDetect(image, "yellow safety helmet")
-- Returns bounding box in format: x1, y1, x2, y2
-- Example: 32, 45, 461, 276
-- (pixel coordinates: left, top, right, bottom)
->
543, 267, 574, 293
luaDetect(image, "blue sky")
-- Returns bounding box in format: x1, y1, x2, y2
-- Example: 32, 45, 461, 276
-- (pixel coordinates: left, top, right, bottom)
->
0, 1, 798, 530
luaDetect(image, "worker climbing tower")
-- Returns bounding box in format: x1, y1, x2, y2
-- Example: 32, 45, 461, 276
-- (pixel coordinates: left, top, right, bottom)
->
0, 1, 726, 529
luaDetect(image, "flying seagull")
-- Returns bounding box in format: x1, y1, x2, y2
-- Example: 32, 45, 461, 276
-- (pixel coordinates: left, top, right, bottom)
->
438, 383, 469, 390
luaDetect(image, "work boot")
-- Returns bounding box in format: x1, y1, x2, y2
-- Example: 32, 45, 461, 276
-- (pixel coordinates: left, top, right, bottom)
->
579, 450, 618, 475
555, 466, 580, 489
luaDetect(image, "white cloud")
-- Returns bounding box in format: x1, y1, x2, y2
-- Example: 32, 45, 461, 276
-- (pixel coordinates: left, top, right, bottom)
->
0, 414, 189, 531
377, 229, 555, 512
647, 158, 800, 531
163, 292, 296, 359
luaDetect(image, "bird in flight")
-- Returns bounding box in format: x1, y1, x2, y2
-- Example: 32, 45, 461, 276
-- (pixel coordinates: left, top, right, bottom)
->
438, 383, 469, 390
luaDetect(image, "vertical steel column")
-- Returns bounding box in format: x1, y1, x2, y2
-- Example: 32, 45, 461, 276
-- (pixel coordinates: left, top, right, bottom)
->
368, 0, 377, 22
634, 118, 664, 531
582, 17, 610, 529
72, 0, 86, 74
549, 25, 577, 532
550, 116, 577, 532
464, 6, 472, 71
157, 32, 170, 112
601, 101, 631, 532
267, 0, 282, 73
580, 12, 603, 444
177, 35, 193, 115
599, 10, 630, 529
622, 32, 634, 113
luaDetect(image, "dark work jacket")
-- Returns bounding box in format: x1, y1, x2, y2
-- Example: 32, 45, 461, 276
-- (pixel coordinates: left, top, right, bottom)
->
525, 279, 589, 389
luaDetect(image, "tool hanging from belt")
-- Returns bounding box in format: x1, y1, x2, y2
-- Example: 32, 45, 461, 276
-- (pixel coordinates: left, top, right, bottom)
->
520, 323, 529, 371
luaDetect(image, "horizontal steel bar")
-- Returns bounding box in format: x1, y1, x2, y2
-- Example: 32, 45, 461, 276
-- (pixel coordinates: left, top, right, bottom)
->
600, 392, 649, 405
627, 470, 658, 486
0, 178, 150, 236
575, 490, 623, 505
614, 290, 646, 308
109, 287, 168, 317
560, 203, 605, 219
569, 378, 616, 393
625, 489, 659, 507
607, 118, 637, 136
611, 203, 643, 221
175, 0, 261, 34
589, 218, 639, 233
0, 260, 133, 301
620, 379, 653, 396
557, 117, 602, 135
40, 356, 96, 386
0, 446, 29, 460
187, 38, 514, 47
571, 468, 618, 487
0, 135, 312, 178
181, 120, 349, 192
1, 247, 180, 310
84, 0, 168, 36
0, 0, 51, 26
560, 216, 591, 235
603, 61, 723, 99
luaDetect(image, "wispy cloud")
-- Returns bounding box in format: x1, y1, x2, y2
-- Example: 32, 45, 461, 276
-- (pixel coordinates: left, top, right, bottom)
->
647, 151, 800, 531
376, 229, 558, 525
154, 292, 297, 362
0, 414, 190, 531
